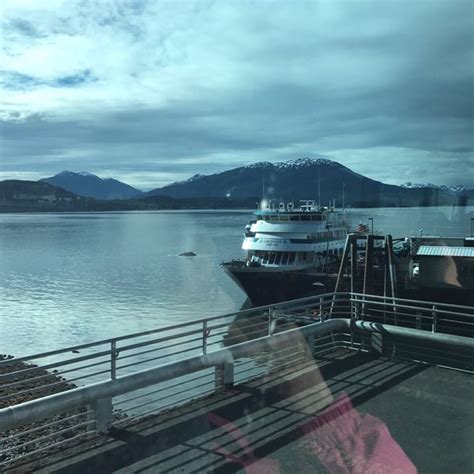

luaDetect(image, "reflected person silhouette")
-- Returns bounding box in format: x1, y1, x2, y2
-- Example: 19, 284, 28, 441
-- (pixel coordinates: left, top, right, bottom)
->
212, 314, 416, 473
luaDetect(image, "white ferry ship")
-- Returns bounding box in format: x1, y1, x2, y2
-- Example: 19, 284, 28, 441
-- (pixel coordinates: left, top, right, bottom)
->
222, 200, 351, 305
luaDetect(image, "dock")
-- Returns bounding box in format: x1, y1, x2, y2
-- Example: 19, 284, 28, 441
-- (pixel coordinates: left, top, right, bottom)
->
1, 292, 473, 473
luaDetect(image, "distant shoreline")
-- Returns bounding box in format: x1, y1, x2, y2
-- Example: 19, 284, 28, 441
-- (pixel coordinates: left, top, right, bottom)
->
1, 203, 473, 215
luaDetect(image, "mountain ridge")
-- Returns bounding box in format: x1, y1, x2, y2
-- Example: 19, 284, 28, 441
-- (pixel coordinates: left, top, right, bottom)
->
400, 182, 467, 194
145, 157, 472, 207
3, 157, 473, 210
40, 171, 143, 200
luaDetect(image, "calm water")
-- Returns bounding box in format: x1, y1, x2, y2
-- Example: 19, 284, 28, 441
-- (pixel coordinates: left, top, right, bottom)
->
0, 206, 472, 356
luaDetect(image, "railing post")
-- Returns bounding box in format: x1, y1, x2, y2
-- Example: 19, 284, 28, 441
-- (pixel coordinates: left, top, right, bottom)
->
393, 297, 399, 326
355, 297, 361, 320
306, 333, 315, 355
110, 340, 117, 380
432, 305, 438, 333
371, 332, 383, 355
223, 362, 234, 388
215, 365, 223, 390
87, 404, 95, 431
94, 397, 113, 434
268, 307, 277, 336
215, 361, 234, 390
202, 321, 208, 355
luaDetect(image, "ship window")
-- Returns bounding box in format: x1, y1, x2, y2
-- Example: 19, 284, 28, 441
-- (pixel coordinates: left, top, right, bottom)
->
281, 252, 289, 264
290, 215, 300, 221
302, 252, 307, 260
288, 253, 295, 264
280, 215, 289, 221
300, 215, 310, 221
275, 252, 282, 264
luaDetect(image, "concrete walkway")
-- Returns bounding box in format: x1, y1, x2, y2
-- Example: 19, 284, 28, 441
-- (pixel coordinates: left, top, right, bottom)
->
16, 349, 474, 474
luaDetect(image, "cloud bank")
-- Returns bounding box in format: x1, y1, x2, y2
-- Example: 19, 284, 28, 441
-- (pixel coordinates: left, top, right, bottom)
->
1, 0, 473, 189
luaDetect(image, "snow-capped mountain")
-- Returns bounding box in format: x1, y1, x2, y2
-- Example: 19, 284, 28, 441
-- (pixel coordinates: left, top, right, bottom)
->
273, 156, 342, 169
238, 156, 343, 171
401, 182, 467, 194
145, 156, 465, 207
40, 171, 143, 200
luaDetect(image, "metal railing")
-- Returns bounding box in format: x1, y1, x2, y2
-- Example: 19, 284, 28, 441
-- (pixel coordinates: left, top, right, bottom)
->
1, 292, 473, 470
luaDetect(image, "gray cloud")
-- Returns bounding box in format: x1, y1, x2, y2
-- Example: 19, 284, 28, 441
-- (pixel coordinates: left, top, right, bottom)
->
0, 0, 473, 189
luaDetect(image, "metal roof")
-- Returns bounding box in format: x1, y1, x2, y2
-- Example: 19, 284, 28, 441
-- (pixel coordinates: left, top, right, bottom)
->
416, 246, 474, 258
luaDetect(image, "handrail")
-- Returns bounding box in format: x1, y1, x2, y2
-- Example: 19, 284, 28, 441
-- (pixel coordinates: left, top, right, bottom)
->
350, 292, 474, 312
1, 318, 472, 434
1, 291, 471, 368
350, 295, 474, 319
0, 292, 348, 366
0, 319, 346, 432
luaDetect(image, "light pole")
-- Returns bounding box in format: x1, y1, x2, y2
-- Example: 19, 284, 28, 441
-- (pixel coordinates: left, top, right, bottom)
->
368, 217, 374, 235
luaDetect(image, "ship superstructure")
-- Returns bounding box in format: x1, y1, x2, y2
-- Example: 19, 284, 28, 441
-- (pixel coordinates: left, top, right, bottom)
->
222, 200, 351, 304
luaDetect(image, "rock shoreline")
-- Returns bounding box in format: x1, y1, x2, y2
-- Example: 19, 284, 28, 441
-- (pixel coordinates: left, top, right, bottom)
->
0, 354, 91, 472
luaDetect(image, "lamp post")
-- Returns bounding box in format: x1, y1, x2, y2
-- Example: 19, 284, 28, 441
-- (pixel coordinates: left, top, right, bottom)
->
368, 217, 374, 235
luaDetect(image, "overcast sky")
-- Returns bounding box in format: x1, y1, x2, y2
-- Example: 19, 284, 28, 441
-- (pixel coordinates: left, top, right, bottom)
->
1, 0, 473, 190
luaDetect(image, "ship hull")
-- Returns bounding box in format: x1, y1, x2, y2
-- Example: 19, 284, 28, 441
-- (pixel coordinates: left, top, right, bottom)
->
223, 264, 336, 306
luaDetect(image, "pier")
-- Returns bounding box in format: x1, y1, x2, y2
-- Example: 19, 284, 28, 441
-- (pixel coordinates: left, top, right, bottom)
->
1, 293, 473, 473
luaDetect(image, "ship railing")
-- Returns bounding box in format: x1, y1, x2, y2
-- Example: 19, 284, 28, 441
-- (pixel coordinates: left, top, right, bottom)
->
0, 292, 472, 469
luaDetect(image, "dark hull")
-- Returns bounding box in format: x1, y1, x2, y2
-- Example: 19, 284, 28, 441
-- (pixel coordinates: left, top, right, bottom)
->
399, 286, 474, 307
223, 265, 336, 306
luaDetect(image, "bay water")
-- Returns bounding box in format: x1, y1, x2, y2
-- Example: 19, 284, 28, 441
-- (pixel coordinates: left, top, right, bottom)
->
0, 206, 472, 357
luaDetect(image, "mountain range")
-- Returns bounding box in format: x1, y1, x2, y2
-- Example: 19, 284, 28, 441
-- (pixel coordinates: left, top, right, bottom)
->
41, 171, 143, 200
1, 158, 472, 212
145, 157, 473, 207
400, 182, 468, 194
